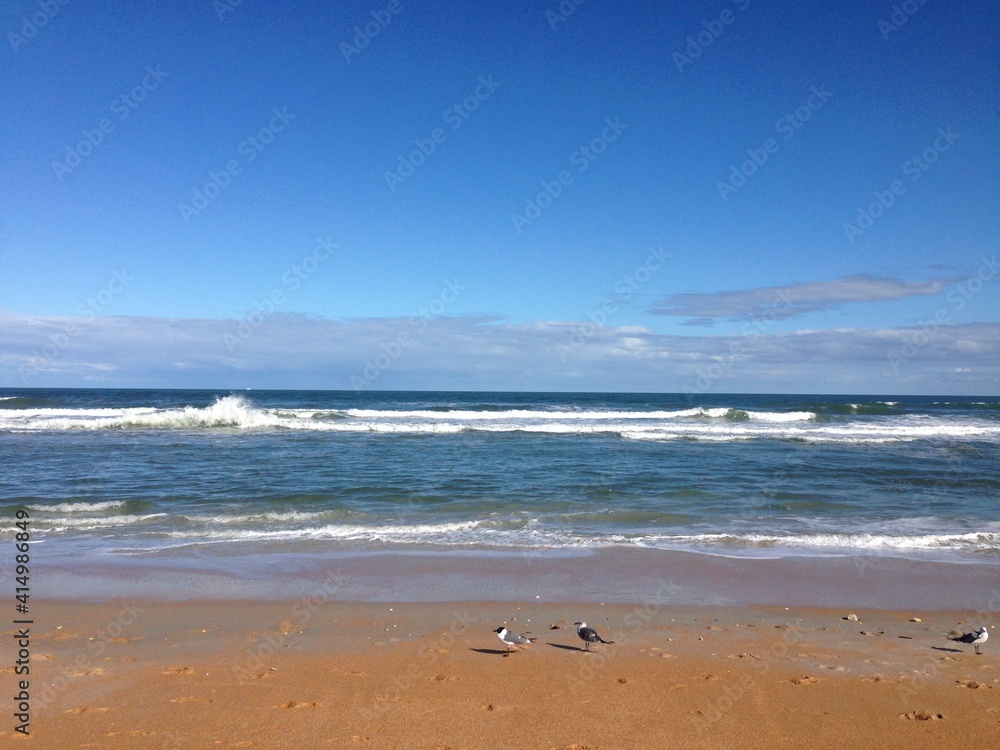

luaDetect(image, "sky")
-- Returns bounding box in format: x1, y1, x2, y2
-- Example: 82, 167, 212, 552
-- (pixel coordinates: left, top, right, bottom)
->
1, 0, 998, 394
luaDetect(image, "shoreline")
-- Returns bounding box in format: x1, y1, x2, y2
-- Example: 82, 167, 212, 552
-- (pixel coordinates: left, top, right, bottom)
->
8, 598, 999, 748
31, 546, 1000, 611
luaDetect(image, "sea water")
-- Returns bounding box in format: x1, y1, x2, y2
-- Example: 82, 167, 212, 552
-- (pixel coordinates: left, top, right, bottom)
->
1, 389, 998, 571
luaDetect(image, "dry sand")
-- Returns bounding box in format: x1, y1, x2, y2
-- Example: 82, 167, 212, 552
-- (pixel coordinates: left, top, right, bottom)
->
4, 599, 998, 749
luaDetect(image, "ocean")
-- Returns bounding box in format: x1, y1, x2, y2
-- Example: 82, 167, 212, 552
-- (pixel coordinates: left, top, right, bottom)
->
2, 388, 998, 580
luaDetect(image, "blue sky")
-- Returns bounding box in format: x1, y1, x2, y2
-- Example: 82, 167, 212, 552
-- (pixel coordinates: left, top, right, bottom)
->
1, 0, 997, 394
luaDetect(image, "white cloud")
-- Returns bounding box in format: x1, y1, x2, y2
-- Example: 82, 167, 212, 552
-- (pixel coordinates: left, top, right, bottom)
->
1, 311, 997, 395
650, 274, 948, 324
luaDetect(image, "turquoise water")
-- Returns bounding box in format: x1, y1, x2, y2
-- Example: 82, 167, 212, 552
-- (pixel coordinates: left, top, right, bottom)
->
1, 389, 998, 565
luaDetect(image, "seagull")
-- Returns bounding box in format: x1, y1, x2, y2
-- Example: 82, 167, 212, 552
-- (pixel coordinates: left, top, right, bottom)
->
574, 621, 614, 652
949, 626, 988, 655
493, 626, 535, 655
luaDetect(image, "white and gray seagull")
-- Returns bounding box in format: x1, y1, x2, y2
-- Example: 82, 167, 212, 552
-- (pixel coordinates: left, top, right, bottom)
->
574, 621, 615, 652
493, 626, 536, 655
948, 626, 988, 655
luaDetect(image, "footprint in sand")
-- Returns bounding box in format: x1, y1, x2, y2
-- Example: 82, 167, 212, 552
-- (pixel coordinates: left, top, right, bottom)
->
170, 696, 212, 704
277, 701, 318, 709
70, 667, 108, 677
345, 670, 364, 677
901, 710, 944, 721
956, 679, 990, 689
550, 745, 592, 750
788, 675, 820, 685
426, 674, 457, 682
65, 706, 109, 714
699, 674, 721, 681
163, 666, 194, 675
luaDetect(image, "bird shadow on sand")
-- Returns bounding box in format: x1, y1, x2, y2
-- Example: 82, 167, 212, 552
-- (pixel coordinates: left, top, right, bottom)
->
930, 646, 964, 653
547, 643, 586, 652
470, 648, 514, 656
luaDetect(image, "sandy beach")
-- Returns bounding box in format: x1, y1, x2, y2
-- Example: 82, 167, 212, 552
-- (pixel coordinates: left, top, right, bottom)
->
6, 594, 998, 749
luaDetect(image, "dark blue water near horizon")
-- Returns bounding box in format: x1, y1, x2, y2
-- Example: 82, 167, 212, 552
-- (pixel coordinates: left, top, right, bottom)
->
1, 388, 998, 567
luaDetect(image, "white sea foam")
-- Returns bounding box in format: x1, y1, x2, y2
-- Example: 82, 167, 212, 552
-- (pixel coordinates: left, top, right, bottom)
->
1, 396, 996, 446
26, 500, 128, 513
32, 513, 168, 530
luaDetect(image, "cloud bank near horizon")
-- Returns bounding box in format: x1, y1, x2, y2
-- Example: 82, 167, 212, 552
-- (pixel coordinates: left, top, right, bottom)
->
2, 310, 996, 395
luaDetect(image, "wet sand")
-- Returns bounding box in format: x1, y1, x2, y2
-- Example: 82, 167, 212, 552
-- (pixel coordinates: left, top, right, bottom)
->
5, 598, 998, 749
